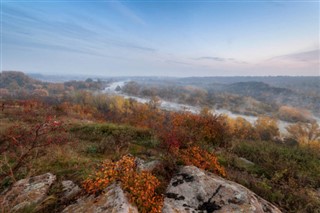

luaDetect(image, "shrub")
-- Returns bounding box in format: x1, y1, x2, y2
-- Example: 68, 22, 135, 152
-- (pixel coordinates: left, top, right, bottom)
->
179, 146, 226, 177
0, 117, 68, 181
254, 116, 279, 141
286, 122, 320, 148
83, 155, 163, 213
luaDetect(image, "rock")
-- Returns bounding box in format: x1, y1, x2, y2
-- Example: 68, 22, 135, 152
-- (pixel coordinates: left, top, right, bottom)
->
163, 166, 282, 213
61, 180, 82, 201
136, 158, 161, 172
62, 183, 138, 213
238, 157, 255, 166
0, 173, 56, 212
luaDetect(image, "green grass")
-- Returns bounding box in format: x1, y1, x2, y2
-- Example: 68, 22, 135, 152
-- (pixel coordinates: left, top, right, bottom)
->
70, 123, 152, 142
232, 140, 320, 186
221, 140, 320, 212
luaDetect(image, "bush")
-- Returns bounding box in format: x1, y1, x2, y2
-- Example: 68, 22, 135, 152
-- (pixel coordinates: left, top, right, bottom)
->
83, 155, 163, 213
179, 146, 226, 177
0, 117, 68, 181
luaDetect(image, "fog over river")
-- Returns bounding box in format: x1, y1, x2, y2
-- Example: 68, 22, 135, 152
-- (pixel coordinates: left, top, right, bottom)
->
104, 81, 319, 134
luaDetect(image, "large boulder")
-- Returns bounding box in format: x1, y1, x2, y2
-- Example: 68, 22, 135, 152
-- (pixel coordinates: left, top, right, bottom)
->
0, 173, 56, 212
163, 166, 282, 213
62, 183, 138, 213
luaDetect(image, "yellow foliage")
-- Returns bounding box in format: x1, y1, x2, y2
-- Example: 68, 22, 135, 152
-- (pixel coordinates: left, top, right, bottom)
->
179, 146, 226, 177
286, 122, 320, 148
278, 105, 312, 122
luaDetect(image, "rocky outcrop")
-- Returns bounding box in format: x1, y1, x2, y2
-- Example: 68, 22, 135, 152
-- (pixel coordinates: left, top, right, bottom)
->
0, 173, 56, 212
0, 165, 283, 213
61, 180, 82, 201
62, 183, 138, 213
163, 166, 282, 213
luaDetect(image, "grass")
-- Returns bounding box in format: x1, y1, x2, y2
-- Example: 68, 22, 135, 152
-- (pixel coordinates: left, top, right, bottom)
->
33, 144, 98, 183
1, 98, 319, 213
232, 140, 320, 186
70, 123, 152, 142
220, 140, 320, 212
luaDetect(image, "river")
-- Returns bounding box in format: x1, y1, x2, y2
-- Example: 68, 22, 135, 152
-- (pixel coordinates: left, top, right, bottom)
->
103, 81, 319, 134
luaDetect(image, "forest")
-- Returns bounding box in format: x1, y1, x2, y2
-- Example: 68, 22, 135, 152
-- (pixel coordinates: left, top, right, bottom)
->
0, 71, 320, 212
121, 76, 320, 121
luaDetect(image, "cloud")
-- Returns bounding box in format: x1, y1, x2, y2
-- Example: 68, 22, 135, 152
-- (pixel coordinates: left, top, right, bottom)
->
111, 1, 146, 26
194, 56, 247, 64
269, 49, 320, 62
252, 49, 320, 76
3, 3, 154, 59
113, 41, 156, 52
195, 56, 226, 62
3, 4, 97, 40
2, 5, 39, 22
4, 39, 104, 57
166, 60, 194, 66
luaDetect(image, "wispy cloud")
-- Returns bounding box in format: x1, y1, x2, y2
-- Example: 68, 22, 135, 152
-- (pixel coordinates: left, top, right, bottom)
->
4, 38, 105, 57
111, 1, 146, 26
3, 5, 39, 22
106, 40, 156, 52
3, 4, 97, 39
269, 49, 320, 62
166, 60, 194, 66
195, 56, 225, 62
3, 3, 154, 59
194, 56, 247, 64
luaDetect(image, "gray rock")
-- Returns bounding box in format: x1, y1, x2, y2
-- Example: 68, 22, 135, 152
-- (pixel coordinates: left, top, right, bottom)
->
62, 183, 138, 213
0, 173, 56, 212
136, 158, 161, 172
61, 180, 81, 201
163, 166, 282, 213
238, 157, 255, 165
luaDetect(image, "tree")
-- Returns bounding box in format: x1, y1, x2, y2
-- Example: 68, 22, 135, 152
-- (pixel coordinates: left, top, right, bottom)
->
148, 96, 161, 110
227, 117, 258, 140
32, 88, 49, 97
122, 81, 140, 96
286, 122, 320, 146
85, 78, 93, 83
115, 85, 121, 91
255, 116, 279, 141
278, 106, 313, 123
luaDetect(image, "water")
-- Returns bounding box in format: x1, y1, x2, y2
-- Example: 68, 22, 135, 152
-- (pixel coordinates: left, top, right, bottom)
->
103, 81, 318, 134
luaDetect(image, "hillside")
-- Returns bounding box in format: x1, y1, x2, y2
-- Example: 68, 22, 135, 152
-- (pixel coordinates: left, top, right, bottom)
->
121, 78, 319, 120
0, 71, 105, 98
0, 71, 41, 90
0, 72, 320, 212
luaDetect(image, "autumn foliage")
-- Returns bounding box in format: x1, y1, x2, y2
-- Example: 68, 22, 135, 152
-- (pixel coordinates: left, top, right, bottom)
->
179, 146, 226, 177
286, 122, 320, 148
0, 116, 68, 180
83, 155, 163, 213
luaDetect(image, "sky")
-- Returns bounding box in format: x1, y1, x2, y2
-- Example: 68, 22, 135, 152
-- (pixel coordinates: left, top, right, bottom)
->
0, 0, 319, 77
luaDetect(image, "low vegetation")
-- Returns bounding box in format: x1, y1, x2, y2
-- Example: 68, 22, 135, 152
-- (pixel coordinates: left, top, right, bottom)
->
1, 72, 319, 212
83, 155, 163, 213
